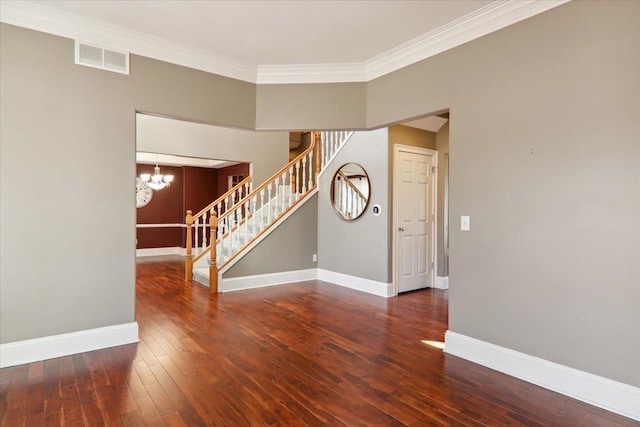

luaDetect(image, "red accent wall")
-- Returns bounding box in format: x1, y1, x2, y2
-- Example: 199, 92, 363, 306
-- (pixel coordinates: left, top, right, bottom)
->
136, 163, 247, 249
217, 163, 251, 196
184, 166, 218, 215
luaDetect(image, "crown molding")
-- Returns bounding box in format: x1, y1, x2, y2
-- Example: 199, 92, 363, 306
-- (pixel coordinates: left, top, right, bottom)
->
0, 0, 257, 82
256, 63, 366, 85
1, 0, 570, 85
363, 0, 571, 81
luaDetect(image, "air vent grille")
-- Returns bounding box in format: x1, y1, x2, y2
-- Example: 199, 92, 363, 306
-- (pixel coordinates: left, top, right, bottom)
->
75, 41, 129, 75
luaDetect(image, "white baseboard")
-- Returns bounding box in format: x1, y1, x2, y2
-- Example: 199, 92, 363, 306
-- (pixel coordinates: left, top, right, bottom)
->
136, 247, 186, 257
0, 322, 139, 368
221, 269, 317, 292
444, 331, 640, 422
435, 276, 449, 289
318, 269, 394, 297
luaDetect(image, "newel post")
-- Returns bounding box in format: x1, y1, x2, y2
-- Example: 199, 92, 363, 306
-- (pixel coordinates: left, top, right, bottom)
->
185, 210, 193, 282
209, 211, 219, 294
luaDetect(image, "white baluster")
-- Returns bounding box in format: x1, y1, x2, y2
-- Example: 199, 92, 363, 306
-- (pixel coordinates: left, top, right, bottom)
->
224, 196, 229, 216
244, 199, 250, 241
252, 195, 257, 237
197, 216, 203, 251
202, 211, 207, 249
288, 167, 294, 204
295, 161, 301, 196
267, 183, 272, 223
244, 182, 251, 212
301, 157, 307, 194
274, 176, 279, 217
259, 189, 265, 231
308, 151, 314, 190
281, 171, 287, 210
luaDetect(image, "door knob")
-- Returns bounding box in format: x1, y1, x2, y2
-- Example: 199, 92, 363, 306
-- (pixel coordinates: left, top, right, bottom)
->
398, 227, 405, 231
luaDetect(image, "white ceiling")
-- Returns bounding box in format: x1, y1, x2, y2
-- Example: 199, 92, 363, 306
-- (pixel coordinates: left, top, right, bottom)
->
1, 0, 569, 83
136, 152, 239, 169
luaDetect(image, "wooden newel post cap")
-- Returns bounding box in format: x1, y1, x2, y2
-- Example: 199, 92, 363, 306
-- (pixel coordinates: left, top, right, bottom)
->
210, 211, 218, 227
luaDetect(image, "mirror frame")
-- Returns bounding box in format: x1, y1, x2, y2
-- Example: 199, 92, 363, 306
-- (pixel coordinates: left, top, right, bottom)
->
330, 162, 371, 221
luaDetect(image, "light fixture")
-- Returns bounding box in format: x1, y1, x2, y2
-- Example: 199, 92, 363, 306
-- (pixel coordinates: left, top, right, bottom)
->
140, 157, 174, 190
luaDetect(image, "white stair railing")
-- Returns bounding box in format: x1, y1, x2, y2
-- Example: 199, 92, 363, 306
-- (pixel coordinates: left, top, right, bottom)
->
185, 176, 252, 282
188, 130, 354, 292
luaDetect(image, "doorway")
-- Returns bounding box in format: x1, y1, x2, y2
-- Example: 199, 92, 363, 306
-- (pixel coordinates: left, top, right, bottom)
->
394, 145, 437, 293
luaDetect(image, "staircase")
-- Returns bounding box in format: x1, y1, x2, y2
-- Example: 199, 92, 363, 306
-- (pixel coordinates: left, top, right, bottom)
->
185, 130, 353, 292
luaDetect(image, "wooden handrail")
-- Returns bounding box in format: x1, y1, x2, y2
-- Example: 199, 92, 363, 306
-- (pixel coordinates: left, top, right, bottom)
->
215, 132, 319, 225
337, 170, 368, 201
193, 175, 252, 220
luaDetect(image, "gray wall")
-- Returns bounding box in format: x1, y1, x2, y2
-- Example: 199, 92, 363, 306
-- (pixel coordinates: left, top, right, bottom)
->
136, 114, 288, 186
367, 1, 640, 386
256, 83, 367, 130
2, 0, 639, 389
317, 129, 390, 283
225, 195, 318, 278
0, 24, 257, 343
436, 122, 450, 277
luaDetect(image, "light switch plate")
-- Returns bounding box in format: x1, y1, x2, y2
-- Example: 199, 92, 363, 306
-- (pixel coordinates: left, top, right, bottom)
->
461, 216, 470, 231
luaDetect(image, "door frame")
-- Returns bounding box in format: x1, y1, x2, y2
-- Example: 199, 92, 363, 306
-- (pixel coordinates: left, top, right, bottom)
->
392, 144, 438, 295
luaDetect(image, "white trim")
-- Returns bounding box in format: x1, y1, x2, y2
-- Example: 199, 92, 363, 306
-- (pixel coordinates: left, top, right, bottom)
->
392, 145, 438, 294
220, 269, 317, 292
136, 223, 185, 228
136, 247, 186, 257
195, 266, 394, 298
444, 331, 640, 422
363, 0, 571, 82
0, 322, 139, 368
0, 0, 256, 82
318, 269, 394, 298
435, 276, 449, 289
0, 0, 569, 84
257, 63, 366, 84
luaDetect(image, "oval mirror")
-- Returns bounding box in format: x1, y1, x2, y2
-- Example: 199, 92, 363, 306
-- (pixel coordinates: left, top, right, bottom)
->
331, 163, 370, 221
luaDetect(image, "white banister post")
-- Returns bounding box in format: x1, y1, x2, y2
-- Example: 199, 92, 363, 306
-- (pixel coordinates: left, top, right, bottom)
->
252, 195, 257, 237
308, 150, 314, 190
194, 216, 199, 251
301, 158, 307, 194
267, 183, 272, 223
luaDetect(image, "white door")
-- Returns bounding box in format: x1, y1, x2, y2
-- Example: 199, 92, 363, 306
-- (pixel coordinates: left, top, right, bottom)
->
396, 148, 435, 293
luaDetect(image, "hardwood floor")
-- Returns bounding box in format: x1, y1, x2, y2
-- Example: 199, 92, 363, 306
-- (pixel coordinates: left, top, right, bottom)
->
1, 256, 637, 426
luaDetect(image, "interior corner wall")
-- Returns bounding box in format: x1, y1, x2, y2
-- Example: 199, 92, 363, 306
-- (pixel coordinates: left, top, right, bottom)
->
0, 23, 257, 344
435, 122, 449, 277
317, 129, 390, 283
367, 1, 640, 387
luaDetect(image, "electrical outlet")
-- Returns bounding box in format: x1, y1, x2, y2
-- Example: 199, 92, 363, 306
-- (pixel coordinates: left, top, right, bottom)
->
312, 254, 318, 262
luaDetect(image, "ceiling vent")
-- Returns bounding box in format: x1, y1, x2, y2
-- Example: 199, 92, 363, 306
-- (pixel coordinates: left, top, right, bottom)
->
75, 41, 129, 75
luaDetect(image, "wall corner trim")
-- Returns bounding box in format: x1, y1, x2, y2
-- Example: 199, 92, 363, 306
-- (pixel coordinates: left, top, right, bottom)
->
0, 322, 139, 368
435, 276, 449, 289
136, 247, 186, 257
318, 269, 394, 298
444, 331, 640, 422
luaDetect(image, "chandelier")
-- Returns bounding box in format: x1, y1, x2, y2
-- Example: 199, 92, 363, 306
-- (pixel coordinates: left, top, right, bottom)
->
140, 161, 174, 190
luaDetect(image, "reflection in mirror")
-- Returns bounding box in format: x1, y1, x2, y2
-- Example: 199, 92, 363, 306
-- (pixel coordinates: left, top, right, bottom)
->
331, 163, 370, 220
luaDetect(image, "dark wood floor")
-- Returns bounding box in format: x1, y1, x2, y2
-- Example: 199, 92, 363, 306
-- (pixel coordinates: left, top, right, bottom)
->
1, 256, 637, 426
